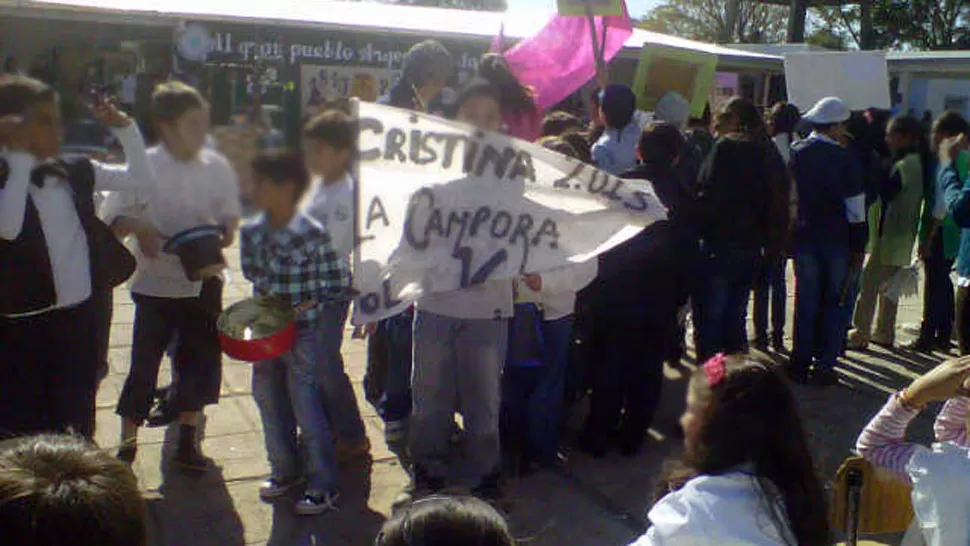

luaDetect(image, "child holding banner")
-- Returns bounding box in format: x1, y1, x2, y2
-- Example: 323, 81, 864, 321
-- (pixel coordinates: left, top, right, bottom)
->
403, 79, 513, 506
301, 110, 370, 463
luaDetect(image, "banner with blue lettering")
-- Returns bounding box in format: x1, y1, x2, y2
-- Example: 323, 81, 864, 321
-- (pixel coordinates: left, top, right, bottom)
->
352, 102, 667, 323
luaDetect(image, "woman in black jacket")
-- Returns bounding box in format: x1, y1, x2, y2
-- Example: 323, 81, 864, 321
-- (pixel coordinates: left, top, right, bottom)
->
580, 123, 690, 457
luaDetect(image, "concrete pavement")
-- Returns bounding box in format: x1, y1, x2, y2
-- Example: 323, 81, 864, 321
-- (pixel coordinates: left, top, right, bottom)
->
94, 251, 944, 546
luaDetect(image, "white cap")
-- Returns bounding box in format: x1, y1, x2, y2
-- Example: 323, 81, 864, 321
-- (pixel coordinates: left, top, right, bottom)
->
803, 97, 851, 125
654, 91, 690, 129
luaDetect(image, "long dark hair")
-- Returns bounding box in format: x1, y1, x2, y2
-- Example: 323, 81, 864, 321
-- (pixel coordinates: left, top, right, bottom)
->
721, 97, 769, 144
658, 354, 830, 546
769, 102, 801, 142
375, 496, 514, 546
477, 53, 535, 117
888, 114, 934, 184
388, 40, 453, 111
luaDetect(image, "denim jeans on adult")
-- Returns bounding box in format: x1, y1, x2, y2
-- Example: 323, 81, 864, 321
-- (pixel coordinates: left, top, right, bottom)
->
252, 330, 337, 494
380, 308, 414, 423
410, 311, 508, 485
920, 231, 955, 342
690, 244, 762, 362
315, 300, 367, 445
752, 256, 788, 344
792, 244, 850, 373
500, 315, 575, 466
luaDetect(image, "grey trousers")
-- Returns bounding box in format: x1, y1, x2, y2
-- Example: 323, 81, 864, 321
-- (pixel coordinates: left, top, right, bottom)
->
409, 310, 508, 485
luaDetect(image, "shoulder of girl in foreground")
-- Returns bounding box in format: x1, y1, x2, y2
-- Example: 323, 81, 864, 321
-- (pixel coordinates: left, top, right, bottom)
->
198, 147, 234, 168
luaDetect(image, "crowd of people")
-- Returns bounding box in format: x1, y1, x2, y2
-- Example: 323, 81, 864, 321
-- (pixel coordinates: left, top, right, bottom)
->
4, 35, 970, 546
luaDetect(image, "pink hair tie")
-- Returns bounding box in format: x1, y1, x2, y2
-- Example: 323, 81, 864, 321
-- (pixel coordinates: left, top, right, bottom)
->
704, 353, 728, 387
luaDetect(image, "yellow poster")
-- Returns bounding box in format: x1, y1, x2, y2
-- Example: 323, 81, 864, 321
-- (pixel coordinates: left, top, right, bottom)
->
632, 45, 718, 118
556, 0, 624, 17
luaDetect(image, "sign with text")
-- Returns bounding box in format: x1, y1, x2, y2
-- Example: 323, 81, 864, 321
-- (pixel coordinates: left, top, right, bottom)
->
632, 45, 718, 118
301, 64, 400, 114
556, 0, 625, 17
352, 102, 666, 323
784, 52, 891, 111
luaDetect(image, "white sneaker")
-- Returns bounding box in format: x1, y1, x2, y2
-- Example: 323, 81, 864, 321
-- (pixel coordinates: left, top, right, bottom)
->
258, 477, 304, 500
294, 491, 340, 516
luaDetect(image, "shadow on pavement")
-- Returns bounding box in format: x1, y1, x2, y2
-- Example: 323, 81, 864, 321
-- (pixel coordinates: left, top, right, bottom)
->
147, 416, 245, 546
266, 458, 385, 546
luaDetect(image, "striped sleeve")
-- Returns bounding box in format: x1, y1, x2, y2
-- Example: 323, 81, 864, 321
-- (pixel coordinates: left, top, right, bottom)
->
934, 397, 970, 445
855, 393, 922, 483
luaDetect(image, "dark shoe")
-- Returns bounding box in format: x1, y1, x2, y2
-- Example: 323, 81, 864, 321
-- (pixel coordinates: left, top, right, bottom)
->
173, 424, 207, 473
771, 333, 785, 352
145, 396, 177, 428
471, 471, 504, 504
809, 368, 840, 387
116, 444, 137, 464
751, 338, 769, 352
935, 336, 954, 351
259, 476, 306, 501
577, 432, 608, 458
902, 337, 934, 354
294, 491, 339, 516
786, 365, 810, 385
392, 466, 444, 511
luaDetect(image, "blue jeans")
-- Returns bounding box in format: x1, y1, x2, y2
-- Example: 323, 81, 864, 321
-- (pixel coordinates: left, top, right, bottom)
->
793, 245, 851, 372
691, 245, 762, 361
752, 256, 787, 344
501, 315, 574, 466
252, 329, 337, 494
380, 308, 414, 423
315, 301, 366, 445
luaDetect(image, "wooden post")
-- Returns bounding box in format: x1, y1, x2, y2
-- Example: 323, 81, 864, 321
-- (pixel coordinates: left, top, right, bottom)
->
722, 0, 741, 42
859, 0, 874, 50
585, 5, 607, 87
787, 0, 808, 43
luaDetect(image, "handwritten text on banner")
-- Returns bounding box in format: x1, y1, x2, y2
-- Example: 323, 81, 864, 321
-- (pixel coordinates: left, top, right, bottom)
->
352, 102, 667, 323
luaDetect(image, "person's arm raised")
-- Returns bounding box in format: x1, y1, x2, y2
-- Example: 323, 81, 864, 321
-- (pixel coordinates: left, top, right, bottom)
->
89, 99, 155, 192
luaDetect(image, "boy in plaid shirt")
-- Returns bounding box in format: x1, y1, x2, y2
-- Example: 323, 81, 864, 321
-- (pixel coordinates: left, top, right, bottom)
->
240, 149, 351, 515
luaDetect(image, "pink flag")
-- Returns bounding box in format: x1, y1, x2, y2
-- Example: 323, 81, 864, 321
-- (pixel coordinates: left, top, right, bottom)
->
504, 9, 633, 110
490, 23, 505, 54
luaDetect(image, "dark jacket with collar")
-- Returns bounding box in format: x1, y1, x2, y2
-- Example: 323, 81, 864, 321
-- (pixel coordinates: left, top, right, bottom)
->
0, 156, 134, 316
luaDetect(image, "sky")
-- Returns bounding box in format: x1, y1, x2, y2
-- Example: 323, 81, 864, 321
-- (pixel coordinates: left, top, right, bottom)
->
507, 0, 661, 19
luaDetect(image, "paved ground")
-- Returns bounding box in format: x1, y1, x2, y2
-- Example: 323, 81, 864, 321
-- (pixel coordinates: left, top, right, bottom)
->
94, 250, 946, 546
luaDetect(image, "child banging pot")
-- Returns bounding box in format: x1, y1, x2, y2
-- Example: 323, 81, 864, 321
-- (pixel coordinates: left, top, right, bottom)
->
241, 149, 353, 514
629, 353, 830, 545
107, 82, 241, 470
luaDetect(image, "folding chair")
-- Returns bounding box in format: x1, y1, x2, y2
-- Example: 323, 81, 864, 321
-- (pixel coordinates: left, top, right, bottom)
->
831, 455, 914, 546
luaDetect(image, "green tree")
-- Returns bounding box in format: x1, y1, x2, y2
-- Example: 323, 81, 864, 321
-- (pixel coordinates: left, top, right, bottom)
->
815, 0, 970, 50
806, 28, 846, 50
639, 0, 789, 43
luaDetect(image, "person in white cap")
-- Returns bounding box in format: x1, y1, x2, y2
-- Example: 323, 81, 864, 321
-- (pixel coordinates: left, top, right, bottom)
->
788, 96, 867, 386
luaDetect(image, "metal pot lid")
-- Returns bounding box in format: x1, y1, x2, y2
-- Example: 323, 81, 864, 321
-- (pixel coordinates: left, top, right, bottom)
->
218, 296, 295, 341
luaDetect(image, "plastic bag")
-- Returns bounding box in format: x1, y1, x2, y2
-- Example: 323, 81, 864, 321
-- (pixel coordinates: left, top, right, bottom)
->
881, 261, 921, 303
906, 442, 970, 546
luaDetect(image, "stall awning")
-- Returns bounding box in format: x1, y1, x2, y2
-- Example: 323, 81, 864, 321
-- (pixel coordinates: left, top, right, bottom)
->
3, 0, 783, 71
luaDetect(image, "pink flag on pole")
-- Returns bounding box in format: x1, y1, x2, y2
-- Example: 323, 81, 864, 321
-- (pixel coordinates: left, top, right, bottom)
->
503, 8, 633, 110
490, 23, 506, 53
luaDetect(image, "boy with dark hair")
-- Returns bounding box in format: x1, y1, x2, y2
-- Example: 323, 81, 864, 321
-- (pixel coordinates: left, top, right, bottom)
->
540, 111, 583, 137
105, 81, 241, 470
0, 75, 152, 438
301, 110, 370, 462
242, 148, 351, 514
0, 434, 147, 546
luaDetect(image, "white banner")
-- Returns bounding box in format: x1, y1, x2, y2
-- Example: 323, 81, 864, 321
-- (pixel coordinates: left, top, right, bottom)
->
352, 102, 667, 323
784, 52, 891, 112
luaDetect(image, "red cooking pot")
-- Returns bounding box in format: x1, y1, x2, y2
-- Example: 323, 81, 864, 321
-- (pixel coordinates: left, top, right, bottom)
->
217, 296, 298, 362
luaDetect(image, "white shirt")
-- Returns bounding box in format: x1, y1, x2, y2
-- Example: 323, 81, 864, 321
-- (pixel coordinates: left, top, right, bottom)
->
772, 133, 792, 165
629, 473, 795, 546
302, 175, 354, 268
516, 260, 598, 320
0, 125, 154, 316
417, 279, 514, 320
102, 146, 241, 298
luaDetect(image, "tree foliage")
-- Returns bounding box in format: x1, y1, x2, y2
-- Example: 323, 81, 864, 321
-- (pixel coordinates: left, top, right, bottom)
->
815, 0, 970, 50
639, 0, 789, 44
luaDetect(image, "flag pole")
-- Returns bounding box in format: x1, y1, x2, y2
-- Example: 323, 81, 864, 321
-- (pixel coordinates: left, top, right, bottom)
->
585, 4, 607, 87
350, 97, 363, 306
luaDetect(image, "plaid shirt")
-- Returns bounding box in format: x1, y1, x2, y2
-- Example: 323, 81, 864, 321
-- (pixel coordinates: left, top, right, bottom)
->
240, 212, 351, 329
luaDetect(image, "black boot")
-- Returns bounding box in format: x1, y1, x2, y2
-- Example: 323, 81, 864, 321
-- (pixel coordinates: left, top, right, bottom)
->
173, 424, 207, 473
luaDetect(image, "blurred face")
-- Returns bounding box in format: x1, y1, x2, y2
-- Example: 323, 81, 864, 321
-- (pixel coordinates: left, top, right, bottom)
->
885, 128, 913, 153
457, 95, 502, 132
253, 178, 296, 221
159, 106, 210, 159
22, 100, 62, 160
418, 79, 447, 106
303, 139, 351, 182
